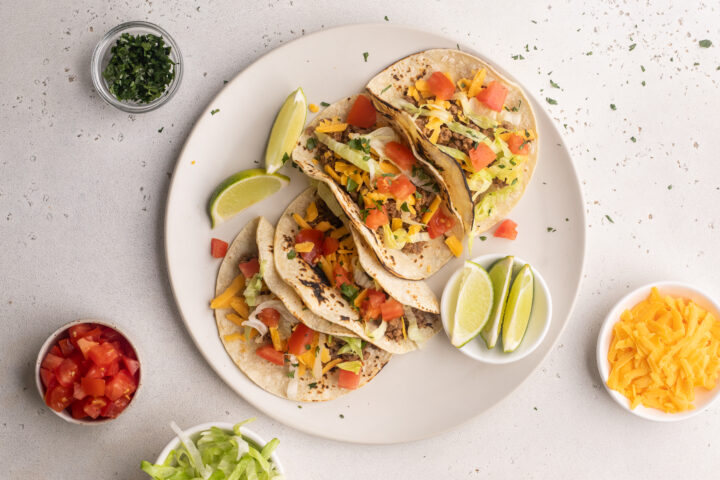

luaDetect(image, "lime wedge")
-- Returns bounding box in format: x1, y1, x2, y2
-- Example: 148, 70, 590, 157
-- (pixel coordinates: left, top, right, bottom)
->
450, 261, 494, 347
480, 256, 514, 349
208, 169, 289, 227
501, 264, 534, 352
265, 87, 307, 174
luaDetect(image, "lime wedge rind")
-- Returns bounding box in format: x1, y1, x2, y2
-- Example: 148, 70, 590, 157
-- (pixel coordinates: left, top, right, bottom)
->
501, 264, 535, 353
450, 262, 494, 348
481, 256, 514, 349
208, 169, 290, 227
264, 87, 307, 174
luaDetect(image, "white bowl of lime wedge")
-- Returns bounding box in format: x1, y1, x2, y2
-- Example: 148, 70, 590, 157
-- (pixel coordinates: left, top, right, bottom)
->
441, 254, 552, 364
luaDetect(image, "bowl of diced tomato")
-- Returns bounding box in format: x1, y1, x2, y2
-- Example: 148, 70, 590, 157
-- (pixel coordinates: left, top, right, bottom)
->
36, 319, 141, 424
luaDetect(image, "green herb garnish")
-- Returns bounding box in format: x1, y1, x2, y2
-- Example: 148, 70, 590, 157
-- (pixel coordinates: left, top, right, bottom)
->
308, 382, 317, 389
605, 215, 614, 223
629, 43, 637, 51
400, 202, 410, 212
306, 137, 317, 151
610, 104, 617, 110
346, 177, 359, 192
348, 137, 371, 153
340, 283, 360, 303
381, 84, 392, 94
546, 97, 558, 105
282, 152, 290, 164
211, 109, 220, 115
363, 52, 369, 62
102, 33, 176, 104
287, 250, 297, 259
550, 79, 560, 89
699, 39, 712, 48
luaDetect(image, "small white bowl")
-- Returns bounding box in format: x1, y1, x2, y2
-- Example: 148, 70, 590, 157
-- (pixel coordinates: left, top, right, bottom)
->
154, 422, 284, 475
440, 254, 552, 364
596, 281, 720, 421
35, 318, 142, 425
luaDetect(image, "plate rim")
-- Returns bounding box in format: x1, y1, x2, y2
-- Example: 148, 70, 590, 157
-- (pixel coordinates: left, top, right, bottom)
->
163, 22, 588, 444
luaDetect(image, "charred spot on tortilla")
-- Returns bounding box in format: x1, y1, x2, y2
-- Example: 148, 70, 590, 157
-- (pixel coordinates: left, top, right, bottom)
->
299, 278, 327, 303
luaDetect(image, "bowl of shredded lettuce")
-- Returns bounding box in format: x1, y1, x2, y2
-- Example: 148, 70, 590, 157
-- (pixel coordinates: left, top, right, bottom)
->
141, 419, 284, 479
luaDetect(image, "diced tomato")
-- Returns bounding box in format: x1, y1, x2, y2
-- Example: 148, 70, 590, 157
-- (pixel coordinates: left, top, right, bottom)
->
100, 326, 124, 343
364, 206, 388, 230
68, 324, 91, 347
39, 368, 55, 389
45, 385, 73, 412
287, 323, 315, 356
105, 370, 137, 402
101, 396, 130, 419
346, 95, 376, 128
105, 359, 120, 377
81, 377, 106, 397
294, 229, 324, 265
426, 207, 457, 239
58, 338, 75, 356
376, 176, 391, 194
71, 400, 87, 419
85, 364, 105, 380
256, 345, 285, 366
384, 141, 416, 170
82, 327, 103, 342
76, 337, 99, 359
381, 298, 405, 321
210, 238, 228, 258
88, 343, 120, 368
122, 356, 140, 376
507, 134, 531, 155
50, 345, 62, 356
41, 353, 64, 371
73, 381, 87, 400
494, 219, 518, 240
257, 308, 280, 328
333, 264, 353, 289
322, 236, 339, 255
56, 358, 80, 387
338, 369, 362, 390
238, 258, 260, 278
468, 142, 496, 171
361, 289, 386, 321
427, 72, 455, 101
389, 175, 416, 201
475, 81, 508, 112
83, 396, 108, 419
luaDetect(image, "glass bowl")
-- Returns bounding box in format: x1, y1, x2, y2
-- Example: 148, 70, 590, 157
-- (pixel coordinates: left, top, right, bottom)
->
90, 21, 183, 113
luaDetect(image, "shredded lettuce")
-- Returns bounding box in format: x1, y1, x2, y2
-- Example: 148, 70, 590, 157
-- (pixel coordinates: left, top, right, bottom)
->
349, 126, 399, 160
314, 181, 345, 219
315, 131, 377, 173
365, 321, 387, 340
396, 99, 454, 123
406, 313, 423, 344
436, 144, 469, 164
336, 360, 363, 374
337, 337, 364, 359
474, 183, 521, 222
446, 122, 490, 144
141, 420, 282, 480
456, 94, 499, 129
243, 261, 267, 307
467, 169, 493, 196
382, 224, 405, 250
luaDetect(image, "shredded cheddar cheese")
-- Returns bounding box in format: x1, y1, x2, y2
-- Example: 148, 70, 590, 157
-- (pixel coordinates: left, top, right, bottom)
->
229, 297, 249, 318
315, 221, 332, 232
294, 241, 315, 253
308, 103, 319, 113
210, 276, 245, 309
467, 68, 487, 98
324, 164, 342, 183
321, 358, 343, 375
292, 213, 311, 230
315, 118, 347, 133
444, 235, 463, 257
305, 201, 318, 222
422, 195, 442, 224
225, 313, 245, 327
270, 327, 283, 351
224, 333, 244, 342
607, 288, 720, 413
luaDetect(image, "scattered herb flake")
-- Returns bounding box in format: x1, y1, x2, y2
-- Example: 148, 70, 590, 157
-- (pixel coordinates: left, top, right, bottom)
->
287, 371, 295, 378
339, 414, 345, 418
381, 84, 392, 94
158, 127, 164, 133
699, 39, 713, 48
605, 215, 614, 224
287, 250, 297, 259
667, 185, 673, 190
547, 227, 556, 232
384, 15, 389, 21
641, 80, 646, 86
610, 104, 617, 110
282, 152, 290, 164
640, 65, 646, 72
630, 136, 637, 142
586, 51, 593, 56
211, 109, 220, 115
629, 43, 637, 51
479, 236, 487, 241
550, 79, 560, 89
308, 382, 317, 389
546, 97, 558, 105
512, 54, 525, 60
320, 101, 330, 107
362, 52, 369, 62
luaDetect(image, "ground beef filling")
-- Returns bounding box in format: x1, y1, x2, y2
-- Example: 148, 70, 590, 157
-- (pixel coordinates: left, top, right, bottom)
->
385, 316, 405, 341
411, 308, 437, 329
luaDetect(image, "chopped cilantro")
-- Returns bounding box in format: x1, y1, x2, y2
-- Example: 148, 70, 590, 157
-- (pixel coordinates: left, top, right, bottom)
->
308, 382, 317, 389
210, 109, 220, 115
287, 371, 295, 378
381, 84, 392, 94
348, 137, 371, 153
287, 250, 297, 259
546, 97, 558, 105
699, 39, 712, 48
400, 202, 410, 212
340, 283, 359, 303
359, 209, 369, 222
363, 52, 369, 62
305, 344, 311, 350
346, 177, 359, 192
306, 137, 317, 151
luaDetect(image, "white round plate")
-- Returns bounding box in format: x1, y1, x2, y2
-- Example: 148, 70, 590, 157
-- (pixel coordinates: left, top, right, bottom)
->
165, 23, 586, 444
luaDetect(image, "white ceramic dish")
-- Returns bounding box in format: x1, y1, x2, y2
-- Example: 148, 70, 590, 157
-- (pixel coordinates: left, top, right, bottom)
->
164, 23, 586, 443
441, 254, 552, 364
154, 422, 284, 475
35, 318, 142, 425
596, 281, 720, 421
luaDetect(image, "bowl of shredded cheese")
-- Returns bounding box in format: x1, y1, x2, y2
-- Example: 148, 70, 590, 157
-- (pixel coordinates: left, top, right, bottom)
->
597, 282, 720, 421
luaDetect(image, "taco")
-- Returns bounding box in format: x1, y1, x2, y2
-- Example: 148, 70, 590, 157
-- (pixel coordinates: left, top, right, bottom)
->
366, 49, 538, 236
291, 94, 464, 280
210, 217, 391, 401
274, 187, 443, 354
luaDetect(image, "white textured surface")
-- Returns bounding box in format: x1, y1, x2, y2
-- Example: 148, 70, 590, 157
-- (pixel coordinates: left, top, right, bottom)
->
1, 0, 719, 478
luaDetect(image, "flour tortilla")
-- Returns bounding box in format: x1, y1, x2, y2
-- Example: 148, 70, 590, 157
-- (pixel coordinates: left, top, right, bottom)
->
214, 217, 390, 401
274, 188, 442, 354
366, 48, 538, 235
291, 94, 463, 280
